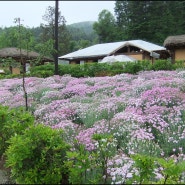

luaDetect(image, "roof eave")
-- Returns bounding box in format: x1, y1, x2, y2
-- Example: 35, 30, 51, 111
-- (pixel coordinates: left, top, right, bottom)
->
108, 41, 166, 55
59, 54, 107, 61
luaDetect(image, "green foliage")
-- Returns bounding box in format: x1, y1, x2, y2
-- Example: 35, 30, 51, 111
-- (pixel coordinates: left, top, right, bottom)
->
173, 60, 185, 69
127, 154, 185, 184
67, 21, 98, 51
65, 143, 94, 184
59, 64, 87, 78
0, 21, 98, 57
115, 1, 185, 43
108, 62, 125, 75
156, 157, 185, 184
0, 57, 19, 68
29, 60, 185, 78
34, 39, 55, 61
30, 64, 54, 77
5, 124, 70, 184
0, 105, 34, 157
0, 73, 23, 79
40, 6, 72, 56
0, 56, 29, 78
68, 21, 96, 39
138, 60, 151, 70
65, 134, 116, 184
149, 60, 174, 71
0, 25, 36, 51
128, 154, 156, 184
84, 63, 109, 77
92, 133, 117, 160
93, 10, 119, 43
123, 61, 143, 74
1, 1, 185, 57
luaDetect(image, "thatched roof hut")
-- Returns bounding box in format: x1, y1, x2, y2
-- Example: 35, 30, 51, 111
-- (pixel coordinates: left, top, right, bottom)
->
164, 34, 185, 49
0, 47, 54, 63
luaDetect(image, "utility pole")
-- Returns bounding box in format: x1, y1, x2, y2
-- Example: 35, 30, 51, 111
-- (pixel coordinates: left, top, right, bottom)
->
54, 0, 59, 75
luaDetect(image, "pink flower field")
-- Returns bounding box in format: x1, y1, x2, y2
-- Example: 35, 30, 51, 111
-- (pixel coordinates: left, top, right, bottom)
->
1, 70, 185, 183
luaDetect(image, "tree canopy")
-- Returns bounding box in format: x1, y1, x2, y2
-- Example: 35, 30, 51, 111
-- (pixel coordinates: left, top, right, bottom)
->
93, 9, 119, 43
114, 1, 185, 44
0, 1, 185, 56
40, 6, 71, 58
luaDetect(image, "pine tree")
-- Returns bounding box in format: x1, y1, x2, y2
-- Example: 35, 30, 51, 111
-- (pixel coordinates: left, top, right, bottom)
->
114, 0, 185, 44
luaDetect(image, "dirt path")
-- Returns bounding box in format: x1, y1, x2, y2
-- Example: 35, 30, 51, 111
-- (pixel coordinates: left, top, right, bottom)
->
0, 170, 8, 184
0, 158, 13, 184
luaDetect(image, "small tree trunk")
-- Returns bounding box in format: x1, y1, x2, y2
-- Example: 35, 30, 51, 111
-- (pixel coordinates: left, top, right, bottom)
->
22, 65, 28, 111
16, 17, 28, 111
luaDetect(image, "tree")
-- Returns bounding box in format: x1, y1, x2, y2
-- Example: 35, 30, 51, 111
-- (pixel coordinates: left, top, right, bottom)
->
114, 1, 185, 44
0, 27, 18, 48
93, 9, 119, 43
0, 26, 36, 50
67, 22, 98, 51
168, 1, 185, 35
14, 18, 28, 111
34, 39, 55, 64
39, 6, 71, 58
114, 0, 130, 40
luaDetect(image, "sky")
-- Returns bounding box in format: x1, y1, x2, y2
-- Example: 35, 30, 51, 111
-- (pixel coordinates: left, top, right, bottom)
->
0, 1, 115, 28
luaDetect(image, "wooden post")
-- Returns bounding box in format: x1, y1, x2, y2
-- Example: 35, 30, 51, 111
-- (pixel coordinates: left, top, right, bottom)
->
54, 0, 59, 75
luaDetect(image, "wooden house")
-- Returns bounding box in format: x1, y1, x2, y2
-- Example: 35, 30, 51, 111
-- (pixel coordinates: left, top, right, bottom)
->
59, 40, 168, 64
0, 47, 54, 74
164, 34, 185, 63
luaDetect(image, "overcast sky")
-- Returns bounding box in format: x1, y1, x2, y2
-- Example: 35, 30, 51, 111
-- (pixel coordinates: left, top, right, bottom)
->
0, 1, 115, 28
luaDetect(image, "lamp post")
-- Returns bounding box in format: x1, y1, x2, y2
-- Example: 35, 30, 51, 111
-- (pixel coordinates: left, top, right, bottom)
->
54, 0, 59, 75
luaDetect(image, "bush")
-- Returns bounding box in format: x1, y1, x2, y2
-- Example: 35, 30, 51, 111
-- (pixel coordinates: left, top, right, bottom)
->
173, 60, 185, 69
30, 61, 143, 77
123, 61, 143, 74
5, 124, 70, 184
0, 74, 22, 79
83, 63, 97, 77
0, 105, 34, 157
149, 60, 174, 71
138, 60, 151, 71
30, 64, 54, 77
126, 154, 185, 184
29, 60, 185, 78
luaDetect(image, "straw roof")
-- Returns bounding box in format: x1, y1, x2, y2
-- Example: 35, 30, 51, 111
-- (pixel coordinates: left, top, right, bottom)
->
164, 34, 185, 48
0, 47, 53, 62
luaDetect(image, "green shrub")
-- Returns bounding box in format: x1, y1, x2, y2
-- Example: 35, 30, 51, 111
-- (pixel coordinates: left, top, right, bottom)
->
83, 63, 98, 77
108, 62, 124, 75
58, 64, 71, 76
30, 64, 54, 77
5, 124, 70, 184
149, 60, 174, 71
0, 74, 22, 79
65, 134, 116, 184
0, 105, 34, 157
138, 60, 151, 71
128, 154, 156, 184
29, 60, 185, 78
30, 61, 145, 77
68, 64, 85, 77
123, 61, 143, 74
173, 60, 185, 69
127, 154, 185, 184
